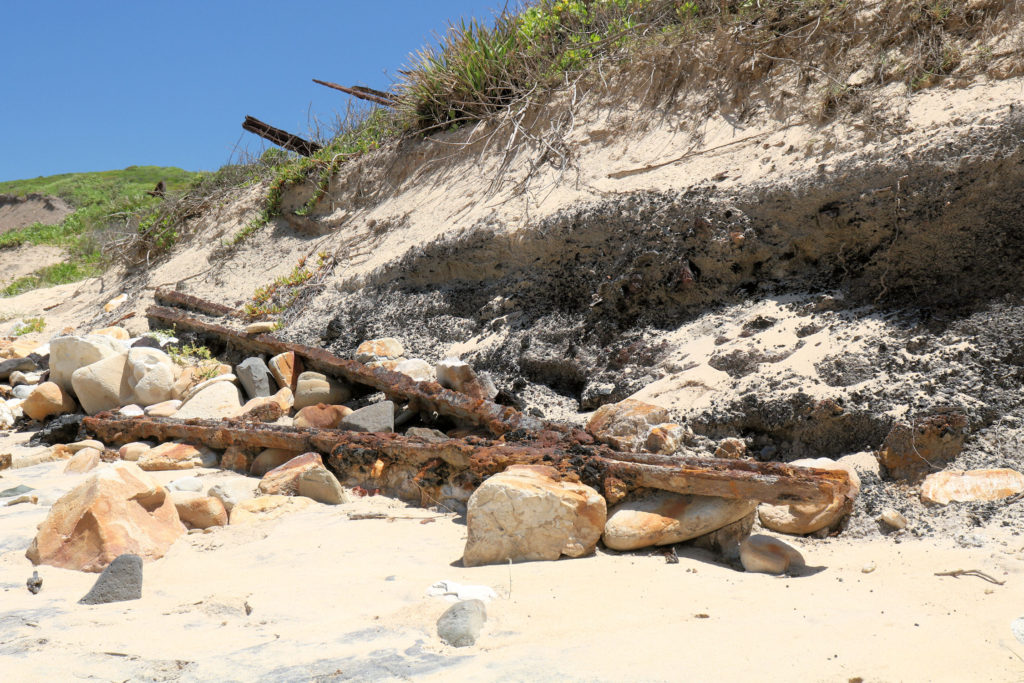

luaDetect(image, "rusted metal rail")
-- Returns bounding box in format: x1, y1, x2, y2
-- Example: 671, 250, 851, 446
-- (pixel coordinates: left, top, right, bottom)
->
154, 288, 239, 318
146, 304, 555, 437
82, 414, 851, 507
242, 116, 322, 156
312, 79, 396, 107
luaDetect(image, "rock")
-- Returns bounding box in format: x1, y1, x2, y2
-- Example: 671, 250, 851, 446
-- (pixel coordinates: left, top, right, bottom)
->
166, 476, 204, 493
118, 442, 152, 462
586, 398, 671, 452
0, 356, 39, 381
250, 448, 301, 476
79, 554, 143, 604
28, 413, 83, 446
435, 358, 496, 399
0, 484, 33, 498
9, 370, 42, 386
236, 357, 275, 399
355, 338, 404, 363
268, 352, 301, 391
71, 351, 131, 415
920, 469, 1024, 505
878, 507, 907, 530
207, 478, 258, 513
258, 452, 324, 496
26, 570, 42, 594
179, 374, 238, 404
125, 348, 176, 406
144, 399, 181, 417
240, 387, 293, 415
103, 293, 128, 312
92, 326, 130, 341
6, 493, 39, 506
878, 411, 967, 482
689, 511, 756, 560
245, 321, 276, 335
714, 438, 748, 459
297, 467, 348, 504
26, 462, 184, 572
119, 404, 144, 417
366, 359, 402, 372
138, 442, 217, 471
0, 402, 14, 429
644, 423, 690, 455
49, 335, 124, 392
174, 381, 243, 420
294, 403, 353, 429
338, 401, 394, 433
229, 495, 315, 524
293, 371, 351, 410
437, 599, 486, 648
131, 336, 163, 349
22, 382, 77, 421
758, 457, 861, 535
394, 358, 434, 381
463, 464, 606, 567
740, 535, 805, 575
603, 491, 758, 551
11, 385, 32, 400
169, 491, 228, 529
63, 447, 101, 474
0, 452, 11, 470
837, 451, 881, 480
68, 439, 104, 453
406, 427, 450, 442
220, 446, 254, 473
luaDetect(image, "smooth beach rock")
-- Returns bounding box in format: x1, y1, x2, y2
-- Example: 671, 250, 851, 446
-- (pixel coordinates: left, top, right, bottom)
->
878, 507, 908, 530
91, 326, 130, 341
338, 401, 394, 433
245, 321, 276, 335
174, 381, 243, 420
63, 447, 101, 474
297, 467, 348, 505
603, 491, 758, 551
138, 442, 217, 471
293, 371, 351, 410
68, 440, 104, 453
437, 599, 486, 648
240, 387, 293, 415
740, 535, 805, 575
293, 403, 352, 429
27, 462, 184, 572
49, 335, 124, 391
250, 448, 301, 476
268, 352, 301, 391
758, 457, 860, 535
144, 399, 181, 417
0, 356, 39, 381
920, 468, 1024, 505
586, 398, 671, 452
355, 337, 404, 363
118, 442, 152, 462
207, 478, 258, 513
394, 358, 434, 382
79, 554, 143, 604
236, 357, 275, 399
9, 370, 42, 386
463, 465, 606, 567
166, 476, 204, 493
178, 374, 237, 404
220, 446, 254, 473
435, 358, 495, 400
70, 352, 131, 415
126, 347, 176, 406
229, 495, 315, 525
22, 382, 77, 421
257, 452, 324, 496
644, 423, 690, 455
169, 491, 228, 529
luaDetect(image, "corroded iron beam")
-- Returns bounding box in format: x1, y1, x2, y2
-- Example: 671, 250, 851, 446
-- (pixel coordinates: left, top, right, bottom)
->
82, 414, 851, 507
145, 305, 553, 437
242, 116, 322, 156
312, 79, 396, 107
154, 288, 239, 318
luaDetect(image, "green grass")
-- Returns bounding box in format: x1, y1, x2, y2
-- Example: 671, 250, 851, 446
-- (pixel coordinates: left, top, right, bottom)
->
12, 317, 45, 336
0, 166, 200, 296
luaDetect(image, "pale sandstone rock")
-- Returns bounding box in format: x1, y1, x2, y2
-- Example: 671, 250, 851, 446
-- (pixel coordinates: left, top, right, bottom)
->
179, 374, 237, 404
644, 423, 690, 455
71, 352, 131, 414
229, 495, 316, 524
126, 347, 176, 406
50, 334, 124, 392
293, 403, 352, 429
92, 326, 130, 341
920, 469, 1024, 505
355, 338, 404, 363
603, 491, 758, 551
138, 442, 217, 471
119, 404, 144, 417
878, 507, 908, 530
144, 399, 181, 417
297, 467, 348, 505
435, 358, 496, 399
586, 398, 671, 452
119, 442, 153, 462
169, 491, 228, 529
463, 465, 606, 567
250, 448, 301, 476
268, 352, 301, 391
220, 446, 254, 473
240, 387, 293, 415
103, 293, 128, 312
714, 437, 748, 459
293, 371, 351, 410
879, 412, 967, 482
174, 381, 243, 420
26, 462, 184, 572
393, 358, 434, 382
207, 478, 258, 513
9, 370, 42, 386
758, 457, 860, 535
837, 451, 881, 480
740, 535, 805, 575
245, 321, 277, 334
63, 447, 101, 474
258, 452, 325, 496
22, 382, 77, 421
366, 359, 402, 372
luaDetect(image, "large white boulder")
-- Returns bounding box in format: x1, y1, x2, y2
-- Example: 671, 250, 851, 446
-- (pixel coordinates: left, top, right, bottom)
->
50, 335, 125, 392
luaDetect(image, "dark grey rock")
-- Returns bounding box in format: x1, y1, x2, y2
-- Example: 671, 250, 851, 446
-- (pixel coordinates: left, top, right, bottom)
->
0, 357, 38, 381
340, 401, 395, 433
405, 427, 450, 443
79, 554, 143, 605
131, 336, 163, 350
28, 414, 83, 446
236, 357, 274, 399
436, 599, 486, 648
26, 571, 42, 595
0, 484, 33, 498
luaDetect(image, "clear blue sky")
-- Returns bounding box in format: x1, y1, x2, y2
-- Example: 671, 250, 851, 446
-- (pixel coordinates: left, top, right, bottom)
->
0, 1, 507, 182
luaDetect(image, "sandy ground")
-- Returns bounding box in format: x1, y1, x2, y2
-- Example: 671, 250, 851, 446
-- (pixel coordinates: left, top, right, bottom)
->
0, 194, 72, 237
0, 438, 1022, 682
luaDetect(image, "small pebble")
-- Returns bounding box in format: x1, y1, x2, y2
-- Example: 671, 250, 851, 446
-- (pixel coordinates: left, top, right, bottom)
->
861, 562, 877, 574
